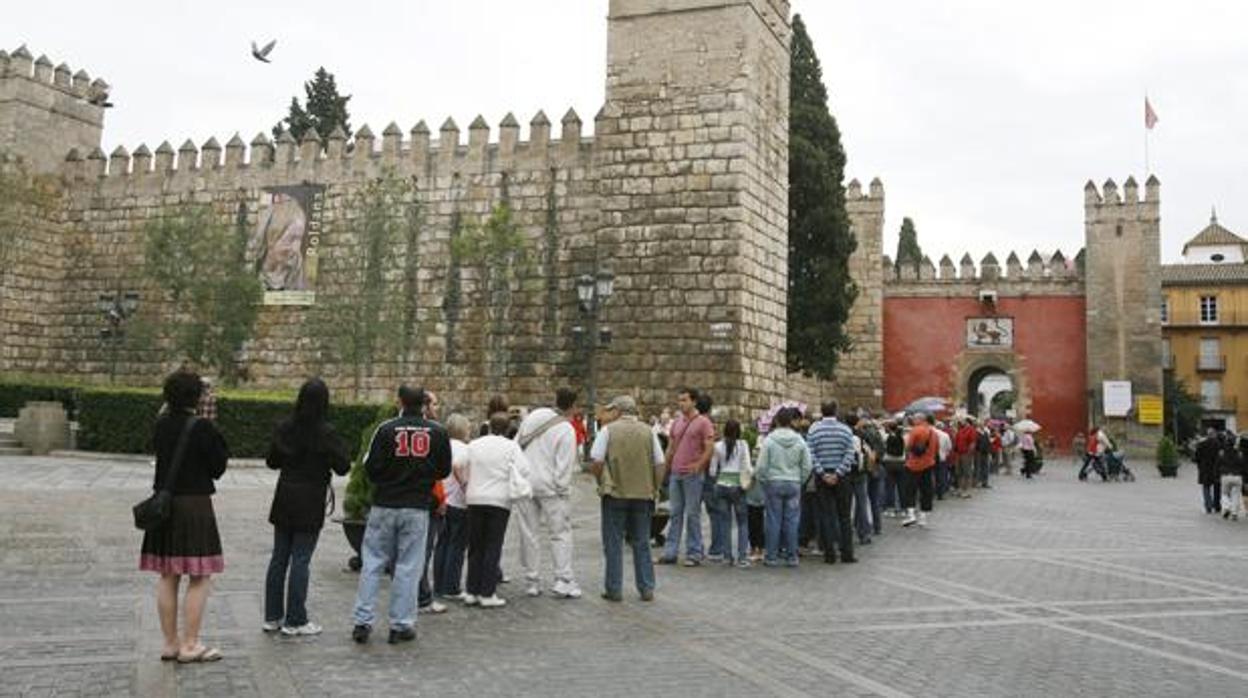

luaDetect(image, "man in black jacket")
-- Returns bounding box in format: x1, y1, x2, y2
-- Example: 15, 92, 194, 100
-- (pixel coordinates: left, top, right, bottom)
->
351, 385, 452, 645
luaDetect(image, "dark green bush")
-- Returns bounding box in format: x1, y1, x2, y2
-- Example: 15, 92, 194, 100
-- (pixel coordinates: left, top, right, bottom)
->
0, 380, 80, 419
7, 379, 382, 458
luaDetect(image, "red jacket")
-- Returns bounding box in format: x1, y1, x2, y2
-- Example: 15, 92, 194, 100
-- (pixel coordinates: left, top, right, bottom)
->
954, 425, 978, 455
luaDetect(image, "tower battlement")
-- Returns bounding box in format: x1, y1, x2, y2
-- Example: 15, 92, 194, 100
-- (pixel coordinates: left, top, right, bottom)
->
0, 44, 106, 173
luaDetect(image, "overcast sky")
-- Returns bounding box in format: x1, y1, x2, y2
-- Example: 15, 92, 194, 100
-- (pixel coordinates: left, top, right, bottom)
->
9, 1, 1245, 263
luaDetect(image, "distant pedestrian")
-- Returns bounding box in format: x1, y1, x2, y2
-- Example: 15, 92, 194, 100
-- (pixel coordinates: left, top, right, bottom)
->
350, 386, 452, 645
658, 387, 715, 566
263, 378, 350, 637
433, 413, 472, 600
935, 421, 953, 497
807, 400, 857, 564
195, 377, 217, 422
902, 413, 938, 527
1195, 429, 1221, 514
1219, 434, 1244, 521
140, 369, 229, 663
755, 407, 813, 567
709, 419, 753, 566
1019, 430, 1039, 478
514, 388, 583, 599
591, 395, 666, 601
881, 421, 907, 518
463, 411, 532, 608
954, 418, 977, 497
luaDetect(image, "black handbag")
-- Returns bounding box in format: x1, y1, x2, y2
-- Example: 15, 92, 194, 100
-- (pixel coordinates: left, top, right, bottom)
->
132, 416, 199, 531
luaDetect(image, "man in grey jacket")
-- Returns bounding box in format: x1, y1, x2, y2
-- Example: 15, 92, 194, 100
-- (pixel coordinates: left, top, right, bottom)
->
806, 400, 858, 565
514, 388, 582, 599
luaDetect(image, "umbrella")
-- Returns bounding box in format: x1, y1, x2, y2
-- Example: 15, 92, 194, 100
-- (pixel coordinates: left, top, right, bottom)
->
1013, 419, 1042, 433
757, 400, 808, 435
903, 396, 950, 415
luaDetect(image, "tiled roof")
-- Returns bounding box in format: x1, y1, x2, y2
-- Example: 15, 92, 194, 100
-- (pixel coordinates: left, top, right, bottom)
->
1162, 263, 1248, 286
1182, 213, 1246, 254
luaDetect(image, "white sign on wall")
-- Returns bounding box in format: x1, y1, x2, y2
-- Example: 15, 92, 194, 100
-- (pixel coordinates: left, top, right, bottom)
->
1103, 380, 1133, 417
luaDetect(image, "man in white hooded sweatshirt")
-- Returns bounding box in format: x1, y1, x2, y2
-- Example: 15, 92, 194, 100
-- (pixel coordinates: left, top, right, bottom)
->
514, 388, 582, 599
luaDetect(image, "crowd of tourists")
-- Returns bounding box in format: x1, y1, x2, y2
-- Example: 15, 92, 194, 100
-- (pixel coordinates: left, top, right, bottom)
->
136, 370, 1027, 660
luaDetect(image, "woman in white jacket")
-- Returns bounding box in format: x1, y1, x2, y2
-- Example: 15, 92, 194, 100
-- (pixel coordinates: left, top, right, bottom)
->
462, 411, 532, 608
709, 419, 754, 567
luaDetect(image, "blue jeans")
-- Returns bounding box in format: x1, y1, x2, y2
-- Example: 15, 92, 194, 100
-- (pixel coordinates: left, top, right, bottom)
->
711, 484, 749, 562
264, 526, 320, 626
853, 476, 873, 541
662, 472, 704, 561
703, 476, 725, 558
433, 506, 468, 595
867, 474, 884, 534
1202, 483, 1221, 513
418, 512, 444, 607
601, 497, 656, 595
935, 459, 950, 497
762, 480, 801, 564
351, 506, 429, 630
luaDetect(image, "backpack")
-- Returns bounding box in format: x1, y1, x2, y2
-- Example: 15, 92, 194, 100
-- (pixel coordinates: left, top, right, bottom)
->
885, 432, 906, 458
909, 432, 929, 458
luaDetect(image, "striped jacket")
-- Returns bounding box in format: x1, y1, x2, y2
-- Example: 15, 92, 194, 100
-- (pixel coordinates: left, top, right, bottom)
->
806, 418, 857, 478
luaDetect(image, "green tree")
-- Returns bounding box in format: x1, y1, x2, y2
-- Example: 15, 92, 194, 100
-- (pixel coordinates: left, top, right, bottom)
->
787, 14, 857, 379
1164, 373, 1205, 445
313, 171, 419, 398
142, 203, 263, 385
895, 217, 922, 272
273, 67, 352, 141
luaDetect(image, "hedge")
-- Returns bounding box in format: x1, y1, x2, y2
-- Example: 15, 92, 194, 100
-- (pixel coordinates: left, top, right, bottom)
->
0, 379, 80, 419
1, 379, 383, 458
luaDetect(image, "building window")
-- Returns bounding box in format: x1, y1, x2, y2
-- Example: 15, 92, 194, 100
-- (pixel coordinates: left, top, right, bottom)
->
1200, 338, 1222, 370
1202, 380, 1222, 410
1200, 295, 1219, 324
1161, 297, 1169, 324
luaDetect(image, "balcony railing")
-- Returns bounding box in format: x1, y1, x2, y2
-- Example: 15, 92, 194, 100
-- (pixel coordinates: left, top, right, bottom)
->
1197, 355, 1227, 371
1202, 395, 1238, 412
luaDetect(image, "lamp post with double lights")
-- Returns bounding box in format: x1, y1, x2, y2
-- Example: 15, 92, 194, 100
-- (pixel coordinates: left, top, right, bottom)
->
97, 291, 139, 383
574, 270, 614, 457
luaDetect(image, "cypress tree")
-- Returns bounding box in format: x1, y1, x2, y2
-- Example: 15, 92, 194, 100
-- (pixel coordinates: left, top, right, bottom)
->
787, 14, 856, 379
273, 68, 353, 142
895, 217, 922, 272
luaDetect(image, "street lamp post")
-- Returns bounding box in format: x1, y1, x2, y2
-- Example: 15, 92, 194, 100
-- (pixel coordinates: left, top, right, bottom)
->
575, 269, 614, 457
97, 291, 139, 384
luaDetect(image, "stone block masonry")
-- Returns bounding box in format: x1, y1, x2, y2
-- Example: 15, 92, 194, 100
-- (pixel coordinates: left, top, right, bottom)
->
1, 3, 802, 420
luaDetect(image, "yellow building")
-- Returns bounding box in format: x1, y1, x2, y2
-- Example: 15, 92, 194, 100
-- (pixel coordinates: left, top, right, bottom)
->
1162, 212, 1248, 432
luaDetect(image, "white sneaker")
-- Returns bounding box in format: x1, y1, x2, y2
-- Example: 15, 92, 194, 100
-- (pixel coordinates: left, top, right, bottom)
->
280, 622, 323, 636
551, 580, 583, 599
462, 594, 480, 606
478, 595, 507, 608
441, 592, 469, 603
916, 512, 928, 528
418, 601, 448, 614
261, 620, 281, 633
901, 509, 917, 527
525, 582, 542, 597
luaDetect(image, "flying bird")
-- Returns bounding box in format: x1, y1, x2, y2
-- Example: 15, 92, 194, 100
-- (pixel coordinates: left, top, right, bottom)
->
88, 93, 113, 108
251, 39, 277, 63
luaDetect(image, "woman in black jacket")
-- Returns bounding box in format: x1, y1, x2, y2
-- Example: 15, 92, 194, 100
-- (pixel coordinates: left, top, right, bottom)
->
140, 370, 229, 663
263, 378, 350, 636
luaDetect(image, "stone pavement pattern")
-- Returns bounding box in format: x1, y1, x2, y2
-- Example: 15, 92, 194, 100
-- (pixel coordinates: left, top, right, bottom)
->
2, 456, 1248, 697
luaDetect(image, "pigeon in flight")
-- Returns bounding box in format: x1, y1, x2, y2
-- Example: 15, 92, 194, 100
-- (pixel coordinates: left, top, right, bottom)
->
251, 39, 277, 63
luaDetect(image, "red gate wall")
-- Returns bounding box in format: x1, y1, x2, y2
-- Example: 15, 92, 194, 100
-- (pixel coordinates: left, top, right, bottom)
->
883, 296, 1087, 454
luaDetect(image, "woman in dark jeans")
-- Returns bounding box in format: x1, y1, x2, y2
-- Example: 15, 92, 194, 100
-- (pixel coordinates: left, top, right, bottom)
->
140, 370, 229, 663
263, 378, 350, 636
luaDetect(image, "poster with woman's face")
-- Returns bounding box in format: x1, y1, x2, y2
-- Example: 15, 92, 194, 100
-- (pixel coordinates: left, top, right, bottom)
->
246, 184, 324, 292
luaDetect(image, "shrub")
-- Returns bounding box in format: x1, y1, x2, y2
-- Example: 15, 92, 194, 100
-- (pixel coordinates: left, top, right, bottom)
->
1156, 435, 1179, 467
0, 379, 80, 419
343, 404, 395, 520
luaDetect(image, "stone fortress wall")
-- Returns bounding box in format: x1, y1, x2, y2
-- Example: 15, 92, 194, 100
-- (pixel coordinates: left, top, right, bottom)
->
4, 1, 896, 418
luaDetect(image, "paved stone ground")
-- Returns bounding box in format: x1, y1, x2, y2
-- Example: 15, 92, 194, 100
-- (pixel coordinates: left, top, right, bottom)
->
2, 455, 1247, 697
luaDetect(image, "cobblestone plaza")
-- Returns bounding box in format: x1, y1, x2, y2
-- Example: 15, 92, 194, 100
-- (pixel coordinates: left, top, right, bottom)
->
1, 455, 1246, 697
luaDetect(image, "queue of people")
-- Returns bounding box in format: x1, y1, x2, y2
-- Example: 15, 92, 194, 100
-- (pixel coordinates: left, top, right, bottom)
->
138, 371, 1024, 659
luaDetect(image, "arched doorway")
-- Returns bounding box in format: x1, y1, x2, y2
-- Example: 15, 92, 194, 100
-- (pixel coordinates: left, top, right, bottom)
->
967, 366, 1015, 420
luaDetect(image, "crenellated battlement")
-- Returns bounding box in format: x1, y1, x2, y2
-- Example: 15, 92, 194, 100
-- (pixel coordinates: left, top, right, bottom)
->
0, 44, 108, 102
1, 43, 107, 173
883, 247, 1085, 296
1083, 175, 1160, 224
63, 109, 601, 189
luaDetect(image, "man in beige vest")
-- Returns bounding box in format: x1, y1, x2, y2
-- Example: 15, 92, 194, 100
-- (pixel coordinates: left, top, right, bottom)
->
590, 395, 665, 602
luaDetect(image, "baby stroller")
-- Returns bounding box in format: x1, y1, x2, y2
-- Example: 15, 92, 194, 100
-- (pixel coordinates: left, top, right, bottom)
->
1104, 450, 1135, 482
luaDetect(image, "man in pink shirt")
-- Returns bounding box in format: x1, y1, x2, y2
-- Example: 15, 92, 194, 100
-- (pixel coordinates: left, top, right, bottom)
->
658, 388, 715, 566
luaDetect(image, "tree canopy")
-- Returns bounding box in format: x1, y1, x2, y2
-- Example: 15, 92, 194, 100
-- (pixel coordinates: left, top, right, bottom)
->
895, 217, 922, 271
273, 67, 352, 142
787, 14, 857, 379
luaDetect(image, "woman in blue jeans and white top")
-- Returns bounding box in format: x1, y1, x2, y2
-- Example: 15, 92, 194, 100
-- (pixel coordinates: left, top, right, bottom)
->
263, 378, 350, 636
710, 419, 753, 567
754, 408, 813, 567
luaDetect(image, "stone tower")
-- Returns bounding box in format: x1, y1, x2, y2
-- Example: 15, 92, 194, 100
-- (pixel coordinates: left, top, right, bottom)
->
597, 0, 792, 413
832, 177, 886, 410
0, 45, 106, 173
1083, 175, 1163, 452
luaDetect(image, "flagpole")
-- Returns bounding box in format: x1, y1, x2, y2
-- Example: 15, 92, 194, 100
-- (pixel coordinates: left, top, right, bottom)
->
1144, 92, 1151, 175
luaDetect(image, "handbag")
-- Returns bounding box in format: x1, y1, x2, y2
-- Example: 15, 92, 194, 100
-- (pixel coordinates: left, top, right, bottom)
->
133, 416, 199, 531
507, 448, 533, 501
